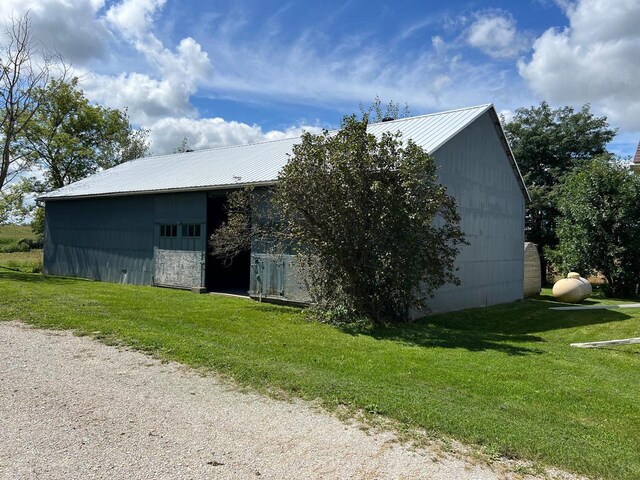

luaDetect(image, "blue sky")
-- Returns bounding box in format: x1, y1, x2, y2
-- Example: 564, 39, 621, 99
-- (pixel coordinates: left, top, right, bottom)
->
1, 0, 638, 156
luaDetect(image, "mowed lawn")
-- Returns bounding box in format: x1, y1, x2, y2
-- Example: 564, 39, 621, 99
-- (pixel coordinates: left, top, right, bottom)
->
1, 271, 639, 479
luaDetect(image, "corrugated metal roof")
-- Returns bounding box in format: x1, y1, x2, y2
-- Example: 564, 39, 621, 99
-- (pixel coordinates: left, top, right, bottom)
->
42, 103, 526, 200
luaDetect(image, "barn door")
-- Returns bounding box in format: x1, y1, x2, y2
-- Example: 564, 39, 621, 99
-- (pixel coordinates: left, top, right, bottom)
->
153, 223, 205, 288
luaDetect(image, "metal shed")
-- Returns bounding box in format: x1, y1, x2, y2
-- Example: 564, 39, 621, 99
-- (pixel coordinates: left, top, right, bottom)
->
40, 104, 528, 315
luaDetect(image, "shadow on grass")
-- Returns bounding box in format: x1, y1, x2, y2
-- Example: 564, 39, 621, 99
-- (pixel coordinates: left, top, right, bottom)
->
357, 323, 545, 356
340, 296, 634, 356
443, 296, 634, 336
0, 270, 85, 286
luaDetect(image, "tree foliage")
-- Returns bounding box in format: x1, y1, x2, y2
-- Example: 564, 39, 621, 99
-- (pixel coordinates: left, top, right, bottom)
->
275, 115, 465, 323
360, 95, 410, 122
23, 78, 149, 190
173, 136, 191, 154
549, 157, 640, 298
503, 102, 616, 252
211, 115, 466, 323
209, 187, 254, 265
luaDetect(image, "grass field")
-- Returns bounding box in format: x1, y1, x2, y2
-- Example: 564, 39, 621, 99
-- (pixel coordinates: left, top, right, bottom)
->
0, 224, 35, 240
0, 224, 37, 253
0, 225, 42, 271
0, 250, 43, 272
0, 271, 638, 479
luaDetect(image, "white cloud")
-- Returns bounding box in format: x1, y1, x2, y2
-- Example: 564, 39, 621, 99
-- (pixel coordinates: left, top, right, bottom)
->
197, 30, 508, 114
146, 117, 321, 155
105, 0, 166, 38
0, 0, 109, 64
519, 0, 640, 131
85, 1, 213, 127
467, 11, 530, 59
81, 72, 196, 125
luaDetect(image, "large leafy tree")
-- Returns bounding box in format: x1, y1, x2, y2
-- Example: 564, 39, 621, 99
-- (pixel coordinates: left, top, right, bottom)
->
503, 102, 616, 256
211, 115, 466, 323
276, 115, 465, 323
550, 158, 640, 298
23, 77, 149, 190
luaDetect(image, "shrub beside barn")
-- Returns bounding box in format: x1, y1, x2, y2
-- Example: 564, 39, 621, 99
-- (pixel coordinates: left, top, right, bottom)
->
40, 104, 529, 315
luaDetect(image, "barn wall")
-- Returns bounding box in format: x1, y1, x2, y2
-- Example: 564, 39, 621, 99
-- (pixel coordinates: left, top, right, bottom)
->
424, 110, 525, 314
44, 191, 207, 287
44, 195, 156, 284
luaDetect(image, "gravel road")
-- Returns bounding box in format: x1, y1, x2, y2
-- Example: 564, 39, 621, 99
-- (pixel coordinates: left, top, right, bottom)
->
0, 321, 572, 480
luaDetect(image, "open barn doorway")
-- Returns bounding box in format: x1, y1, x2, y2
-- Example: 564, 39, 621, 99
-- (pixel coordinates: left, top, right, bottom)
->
205, 193, 251, 295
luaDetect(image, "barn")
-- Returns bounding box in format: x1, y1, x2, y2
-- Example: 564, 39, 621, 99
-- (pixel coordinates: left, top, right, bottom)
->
40, 104, 529, 315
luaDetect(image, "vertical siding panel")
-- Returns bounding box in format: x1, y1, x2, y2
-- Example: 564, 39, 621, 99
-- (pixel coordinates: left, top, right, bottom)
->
423, 110, 525, 315
44, 195, 155, 285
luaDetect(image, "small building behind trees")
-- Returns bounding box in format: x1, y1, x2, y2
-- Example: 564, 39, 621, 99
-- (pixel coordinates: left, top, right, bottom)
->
631, 142, 640, 175
40, 104, 528, 314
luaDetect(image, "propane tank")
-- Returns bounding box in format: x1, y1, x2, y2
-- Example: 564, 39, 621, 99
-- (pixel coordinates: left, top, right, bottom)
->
552, 272, 591, 303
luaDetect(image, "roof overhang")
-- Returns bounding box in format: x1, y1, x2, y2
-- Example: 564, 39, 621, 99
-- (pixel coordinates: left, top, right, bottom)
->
40, 180, 278, 201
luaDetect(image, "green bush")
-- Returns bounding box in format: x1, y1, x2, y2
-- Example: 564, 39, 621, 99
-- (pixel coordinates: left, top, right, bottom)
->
0, 241, 29, 253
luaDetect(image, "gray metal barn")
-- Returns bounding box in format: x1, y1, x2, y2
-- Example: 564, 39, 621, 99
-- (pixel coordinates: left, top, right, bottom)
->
40, 104, 528, 315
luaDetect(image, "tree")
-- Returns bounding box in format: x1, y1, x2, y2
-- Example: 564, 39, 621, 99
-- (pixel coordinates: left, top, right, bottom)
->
274, 115, 465, 323
503, 102, 616, 258
360, 95, 410, 122
173, 136, 191, 154
0, 13, 61, 192
209, 187, 254, 265
22, 78, 149, 190
549, 157, 640, 298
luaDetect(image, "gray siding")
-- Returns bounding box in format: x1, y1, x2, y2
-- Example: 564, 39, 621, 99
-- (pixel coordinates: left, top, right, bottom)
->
425, 110, 525, 314
44, 192, 207, 287
44, 195, 155, 284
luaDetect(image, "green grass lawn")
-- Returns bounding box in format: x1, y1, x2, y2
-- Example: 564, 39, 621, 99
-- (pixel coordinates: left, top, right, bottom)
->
1, 271, 638, 479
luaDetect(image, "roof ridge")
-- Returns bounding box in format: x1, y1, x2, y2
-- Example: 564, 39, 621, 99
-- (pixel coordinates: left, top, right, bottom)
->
367, 103, 493, 127
131, 135, 303, 162
132, 104, 495, 163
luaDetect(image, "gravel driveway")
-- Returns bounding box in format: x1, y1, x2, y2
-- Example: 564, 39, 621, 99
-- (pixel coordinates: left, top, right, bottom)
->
0, 322, 572, 480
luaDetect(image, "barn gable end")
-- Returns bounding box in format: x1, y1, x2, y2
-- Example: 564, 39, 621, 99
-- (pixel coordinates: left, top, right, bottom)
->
425, 109, 525, 313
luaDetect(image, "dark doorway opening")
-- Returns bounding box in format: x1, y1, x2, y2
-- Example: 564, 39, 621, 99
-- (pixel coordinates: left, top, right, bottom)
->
205, 194, 251, 295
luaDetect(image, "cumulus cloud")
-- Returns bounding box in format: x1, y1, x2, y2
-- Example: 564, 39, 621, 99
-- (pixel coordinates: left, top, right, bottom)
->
467, 11, 530, 59
0, 0, 109, 64
86, 0, 213, 127
82, 72, 196, 125
519, 0, 640, 130
105, 0, 166, 38
147, 117, 321, 155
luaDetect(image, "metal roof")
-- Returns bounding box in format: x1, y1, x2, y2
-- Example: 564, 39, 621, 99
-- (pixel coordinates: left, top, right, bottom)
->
41, 103, 528, 201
